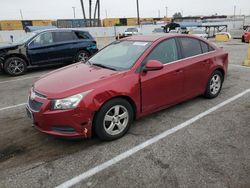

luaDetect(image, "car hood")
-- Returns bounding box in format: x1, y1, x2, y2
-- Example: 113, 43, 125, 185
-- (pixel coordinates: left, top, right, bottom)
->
34, 63, 125, 99
0, 44, 19, 50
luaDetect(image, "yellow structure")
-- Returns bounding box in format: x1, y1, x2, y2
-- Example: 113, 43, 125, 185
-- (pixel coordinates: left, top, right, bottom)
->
32, 20, 52, 26
102, 18, 120, 27
215, 33, 230, 42
243, 42, 250, 66
0, 20, 23, 30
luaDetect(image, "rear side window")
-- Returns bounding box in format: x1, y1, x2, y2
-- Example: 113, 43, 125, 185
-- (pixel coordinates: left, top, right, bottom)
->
74, 31, 90, 39
179, 37, 202, 58
54, 32, 75, 42
145, 38, 179, 64
200, 41, 215, 53
200, 41, 209, 53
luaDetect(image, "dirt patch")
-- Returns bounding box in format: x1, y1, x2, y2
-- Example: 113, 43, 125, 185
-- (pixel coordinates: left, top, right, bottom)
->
0, 145, 26, 163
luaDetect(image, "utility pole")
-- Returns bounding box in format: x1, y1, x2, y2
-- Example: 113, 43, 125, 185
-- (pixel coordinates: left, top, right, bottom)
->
89, 0, 92, 27
80, 0, 86, 20
136, 0, 140, 25
233, 5, 236, 28
20, 9, 23, 20
72, 7, 76, 19
105, 9, 108, 18
165, 6, 168, 17
158, 10, 160, 18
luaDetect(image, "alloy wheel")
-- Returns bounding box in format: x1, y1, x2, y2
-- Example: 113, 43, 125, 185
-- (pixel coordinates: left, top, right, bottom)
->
210, 74, 221, 95
103, 105, 129, 136
7, 60, 25, 75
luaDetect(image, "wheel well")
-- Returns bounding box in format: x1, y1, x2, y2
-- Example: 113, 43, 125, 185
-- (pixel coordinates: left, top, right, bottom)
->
91, 95, 137, 136
215, 68, 225, 82
4, 54, 29, 65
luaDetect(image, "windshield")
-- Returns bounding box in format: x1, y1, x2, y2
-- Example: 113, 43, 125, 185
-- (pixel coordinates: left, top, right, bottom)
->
125, 28, 138, 32
13, 33, 36, 44
89, 41, 151, 71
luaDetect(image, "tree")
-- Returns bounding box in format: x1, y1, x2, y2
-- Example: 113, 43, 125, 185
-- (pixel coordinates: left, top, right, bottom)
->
173, 12, 182, 18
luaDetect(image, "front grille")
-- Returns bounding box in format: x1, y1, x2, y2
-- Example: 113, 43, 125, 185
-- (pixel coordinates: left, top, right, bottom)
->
28, 98, 43, 112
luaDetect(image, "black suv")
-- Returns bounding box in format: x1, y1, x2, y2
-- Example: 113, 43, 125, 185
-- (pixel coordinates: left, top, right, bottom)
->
0, 29, 98, 76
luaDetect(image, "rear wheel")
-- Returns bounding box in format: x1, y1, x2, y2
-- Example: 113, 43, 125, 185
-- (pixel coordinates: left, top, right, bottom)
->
76, 50, 90, 62
4, 57, 27, 76
93, 98, 134, 141
242, 36, 245, 43
204, 70, 223, 99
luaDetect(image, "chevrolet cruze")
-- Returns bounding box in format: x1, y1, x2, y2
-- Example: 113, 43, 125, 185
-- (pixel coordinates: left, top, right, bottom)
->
26, 34, 228, 141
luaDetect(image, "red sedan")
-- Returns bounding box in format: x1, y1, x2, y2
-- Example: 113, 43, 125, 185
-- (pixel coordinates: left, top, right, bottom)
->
26, 34, 228, 140
242, 27, 250, 43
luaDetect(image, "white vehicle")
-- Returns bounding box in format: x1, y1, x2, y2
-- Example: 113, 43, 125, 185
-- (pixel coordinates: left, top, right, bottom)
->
124, 28, 141, 36
189, 29, 209, 39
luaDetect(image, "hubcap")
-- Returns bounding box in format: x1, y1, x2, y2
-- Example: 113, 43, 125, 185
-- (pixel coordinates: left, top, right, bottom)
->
210, 74, 221, 95
7, 60, 25, 74
78, 52, 88, 61
103, 105, 129, 136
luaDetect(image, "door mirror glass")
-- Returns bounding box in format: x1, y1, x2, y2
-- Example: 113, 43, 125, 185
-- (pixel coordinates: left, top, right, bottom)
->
143, 60, 163, 71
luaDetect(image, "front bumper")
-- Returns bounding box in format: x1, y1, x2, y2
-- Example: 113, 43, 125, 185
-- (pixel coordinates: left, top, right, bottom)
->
26, 95, 94, 138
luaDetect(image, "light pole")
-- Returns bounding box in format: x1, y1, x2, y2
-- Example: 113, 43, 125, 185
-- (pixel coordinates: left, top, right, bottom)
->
165, 6, 168, 17
136, 0, 140, 25
72, 6, 76, 19
20, 9, 23, 20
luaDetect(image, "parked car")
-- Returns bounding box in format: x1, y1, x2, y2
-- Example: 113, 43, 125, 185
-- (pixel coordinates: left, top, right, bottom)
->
124, 27, 141, 36
242, 27, 250, 43
0, 29, 98, 76
27, 34, 228, 141
189, 29, 209, 39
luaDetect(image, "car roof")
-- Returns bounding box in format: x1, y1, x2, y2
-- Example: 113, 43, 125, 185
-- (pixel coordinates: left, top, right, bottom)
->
34, 28, 88, 34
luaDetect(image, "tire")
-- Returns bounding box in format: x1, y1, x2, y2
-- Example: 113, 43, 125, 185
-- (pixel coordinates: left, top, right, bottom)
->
4, 57, 27, 76
204, 70, 223, 99
75, 50, 90, 62
93, 98, 134, 141
242, 36, 245, 43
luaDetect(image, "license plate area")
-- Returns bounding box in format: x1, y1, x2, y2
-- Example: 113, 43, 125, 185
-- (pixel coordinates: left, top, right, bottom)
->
26, 106, 34, 123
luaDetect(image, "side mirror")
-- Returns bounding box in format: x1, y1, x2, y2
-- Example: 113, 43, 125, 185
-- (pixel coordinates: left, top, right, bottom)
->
143, 60, 163, 71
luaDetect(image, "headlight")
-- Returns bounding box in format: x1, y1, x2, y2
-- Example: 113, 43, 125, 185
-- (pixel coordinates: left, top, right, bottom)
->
52, 90, 92, 110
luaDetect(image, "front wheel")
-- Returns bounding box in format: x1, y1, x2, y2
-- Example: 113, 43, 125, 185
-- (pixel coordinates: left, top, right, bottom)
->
93, 98, 134, 141
204, 70, 223, 99
4, 57, 27, 76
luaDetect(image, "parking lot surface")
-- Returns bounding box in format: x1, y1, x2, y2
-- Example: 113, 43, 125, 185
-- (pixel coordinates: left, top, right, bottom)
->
0, 39, 250, 188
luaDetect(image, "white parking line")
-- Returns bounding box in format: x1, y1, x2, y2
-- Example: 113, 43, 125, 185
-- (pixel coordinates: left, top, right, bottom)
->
0, 103, 26, 111
0, 75, 41, 84
230, 64, 250, 69
56, 88, 250, 188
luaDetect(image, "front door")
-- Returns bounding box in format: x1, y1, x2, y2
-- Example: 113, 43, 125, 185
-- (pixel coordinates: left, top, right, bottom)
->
140, 38, 184, 113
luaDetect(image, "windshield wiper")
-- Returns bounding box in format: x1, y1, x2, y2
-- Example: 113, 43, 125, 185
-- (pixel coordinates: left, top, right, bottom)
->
92, 63, 117, 71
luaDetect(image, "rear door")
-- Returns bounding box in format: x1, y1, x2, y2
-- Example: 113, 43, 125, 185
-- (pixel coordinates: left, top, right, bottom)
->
140, 38, 185, 113
49, 31, 77, 63
177, 37, 213, 98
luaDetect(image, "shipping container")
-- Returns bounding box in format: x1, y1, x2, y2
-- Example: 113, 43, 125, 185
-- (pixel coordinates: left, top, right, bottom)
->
0, 20, 23, 30
103, 18, 120, 27
32, 20, 52, 26
127, 18, 137, 26
57, 19, 73, 28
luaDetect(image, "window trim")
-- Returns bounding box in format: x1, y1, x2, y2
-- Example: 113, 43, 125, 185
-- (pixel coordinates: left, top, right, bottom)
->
137, 37, 216, 73
137, 38, 181, 72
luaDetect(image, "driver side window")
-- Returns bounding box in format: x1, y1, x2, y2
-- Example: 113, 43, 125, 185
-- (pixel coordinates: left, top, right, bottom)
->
145, 38, 178, 64
30, 32, 54, 47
